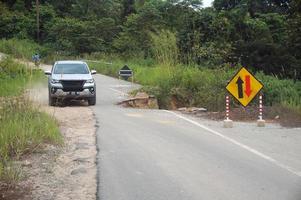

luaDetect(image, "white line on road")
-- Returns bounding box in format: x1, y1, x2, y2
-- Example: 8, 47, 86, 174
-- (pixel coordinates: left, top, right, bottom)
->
164, 110, 301, 177
108, 86, 301, 177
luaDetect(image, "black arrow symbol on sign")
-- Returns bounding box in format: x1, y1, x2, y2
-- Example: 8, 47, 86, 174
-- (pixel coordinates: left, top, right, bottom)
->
236, 77, 244, 99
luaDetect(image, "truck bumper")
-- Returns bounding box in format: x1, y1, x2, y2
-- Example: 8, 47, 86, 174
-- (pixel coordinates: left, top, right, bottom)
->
49, 88, 95, 99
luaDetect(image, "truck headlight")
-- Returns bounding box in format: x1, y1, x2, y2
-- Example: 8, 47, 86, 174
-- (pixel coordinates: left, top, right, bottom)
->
51, 79, 60, 84
86, 79, 94, 83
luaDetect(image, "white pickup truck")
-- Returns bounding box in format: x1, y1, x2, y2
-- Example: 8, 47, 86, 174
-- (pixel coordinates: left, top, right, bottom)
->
45, 60, 97, 106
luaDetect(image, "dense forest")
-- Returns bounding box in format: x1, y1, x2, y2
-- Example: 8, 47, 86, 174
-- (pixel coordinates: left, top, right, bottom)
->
0, 0, 300, 79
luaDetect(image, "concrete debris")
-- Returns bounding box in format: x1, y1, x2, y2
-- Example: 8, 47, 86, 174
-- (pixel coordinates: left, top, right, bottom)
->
119, 92, 159, 109
177, 107, 187, 111
135, 92, 149, 99
178, 107, 207, 113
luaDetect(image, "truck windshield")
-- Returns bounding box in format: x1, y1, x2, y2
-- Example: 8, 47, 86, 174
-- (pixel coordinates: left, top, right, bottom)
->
53, 64, 89, 74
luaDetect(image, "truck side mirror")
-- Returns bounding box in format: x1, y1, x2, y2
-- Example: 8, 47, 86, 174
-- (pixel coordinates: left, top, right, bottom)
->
44, 70, 51, 75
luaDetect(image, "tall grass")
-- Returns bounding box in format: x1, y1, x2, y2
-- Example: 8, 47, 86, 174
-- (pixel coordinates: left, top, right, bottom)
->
0, 58, 62, 182
149, 30, 179, 67
0, 96, 61, 160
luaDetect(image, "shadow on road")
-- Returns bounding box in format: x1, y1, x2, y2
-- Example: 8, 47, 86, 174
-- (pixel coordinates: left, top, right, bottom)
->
54, 99, 89, 107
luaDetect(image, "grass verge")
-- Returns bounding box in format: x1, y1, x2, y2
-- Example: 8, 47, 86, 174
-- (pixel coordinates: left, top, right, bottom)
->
0, 58, 62, 183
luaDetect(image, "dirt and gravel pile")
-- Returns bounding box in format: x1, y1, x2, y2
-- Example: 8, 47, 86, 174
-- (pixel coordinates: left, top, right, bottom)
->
26, 105, 97, 200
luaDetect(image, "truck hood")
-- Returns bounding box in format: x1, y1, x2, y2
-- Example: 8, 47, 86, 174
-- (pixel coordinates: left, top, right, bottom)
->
52, 74, 92, 80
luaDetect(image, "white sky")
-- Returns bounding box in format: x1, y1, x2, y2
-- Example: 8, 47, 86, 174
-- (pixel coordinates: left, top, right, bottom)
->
202, 0, 214, 7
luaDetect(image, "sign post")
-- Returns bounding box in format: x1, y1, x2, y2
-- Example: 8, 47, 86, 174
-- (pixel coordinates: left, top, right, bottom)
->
225, 67, 264, 127
257, 94, 265, 127
119, 65, 134, 83
223, 95, 233, 128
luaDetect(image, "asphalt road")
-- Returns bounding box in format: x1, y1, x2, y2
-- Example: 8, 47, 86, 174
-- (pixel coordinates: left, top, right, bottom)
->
93, 74, 301, 200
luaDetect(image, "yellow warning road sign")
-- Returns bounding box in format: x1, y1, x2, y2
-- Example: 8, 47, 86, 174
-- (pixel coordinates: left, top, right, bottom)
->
226, 67, 263, 107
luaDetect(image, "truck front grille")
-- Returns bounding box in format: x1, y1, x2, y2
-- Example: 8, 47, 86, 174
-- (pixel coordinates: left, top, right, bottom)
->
61, 80, 85, 92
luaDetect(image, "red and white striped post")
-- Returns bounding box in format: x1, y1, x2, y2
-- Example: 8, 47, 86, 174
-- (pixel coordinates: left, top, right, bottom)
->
257, 94, 265, 127
259, 94, 263, 120
223, 95, 233, 128
226, 95, 230, 120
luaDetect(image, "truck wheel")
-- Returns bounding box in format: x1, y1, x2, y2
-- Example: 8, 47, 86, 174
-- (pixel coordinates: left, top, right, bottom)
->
88, 95, 96, 106
49, 92, 56, 106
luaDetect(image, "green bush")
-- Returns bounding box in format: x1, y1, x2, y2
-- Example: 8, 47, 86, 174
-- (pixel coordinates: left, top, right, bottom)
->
257, 72, 301, 112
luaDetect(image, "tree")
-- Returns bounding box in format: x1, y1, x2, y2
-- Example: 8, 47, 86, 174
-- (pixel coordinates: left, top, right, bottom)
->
113, 1, 164, 56
287, 0, 301, 79
0, 2, 33, 39
122, 0, 136, 19
150, 30, 178, 66
47, 18, 104, 54
213, 0, 291, 15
